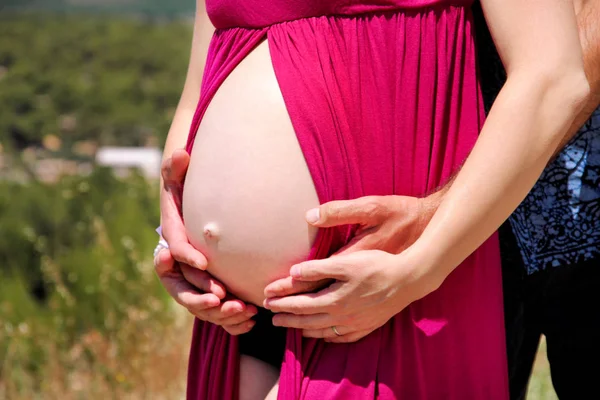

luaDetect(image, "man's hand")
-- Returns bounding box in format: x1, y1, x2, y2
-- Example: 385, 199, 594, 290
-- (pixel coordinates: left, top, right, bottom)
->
157, 149, 256, 334
306, 195, 436, 255
264, 194, 444, 342
263, 194, 441, 299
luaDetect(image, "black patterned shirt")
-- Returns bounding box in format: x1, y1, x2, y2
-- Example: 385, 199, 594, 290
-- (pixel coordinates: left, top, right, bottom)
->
473, 3, 600, 273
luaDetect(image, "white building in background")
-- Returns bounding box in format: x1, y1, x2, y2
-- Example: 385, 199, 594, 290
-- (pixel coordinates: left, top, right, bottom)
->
95, 147, 162, 179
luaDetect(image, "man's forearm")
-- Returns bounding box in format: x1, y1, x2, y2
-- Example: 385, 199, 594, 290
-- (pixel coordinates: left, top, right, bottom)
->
554, 0, 600, 154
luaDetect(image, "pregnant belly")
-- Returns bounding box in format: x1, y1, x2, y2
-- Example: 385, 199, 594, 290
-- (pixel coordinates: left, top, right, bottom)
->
182, 41, 319, 306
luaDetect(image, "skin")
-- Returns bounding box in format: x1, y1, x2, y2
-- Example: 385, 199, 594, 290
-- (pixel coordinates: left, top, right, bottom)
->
264, 0, 600, 342
156, 4, 284, 398
266, 0, 600, 341
156, 0, 596, 396
159, 0, 596, 341
181, 40, 320, 307
156, 1, 259, 336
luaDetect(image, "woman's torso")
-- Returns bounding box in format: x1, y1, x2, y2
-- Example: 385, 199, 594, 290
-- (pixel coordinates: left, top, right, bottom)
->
183, 0, 476, 306
183, 41, 319, 306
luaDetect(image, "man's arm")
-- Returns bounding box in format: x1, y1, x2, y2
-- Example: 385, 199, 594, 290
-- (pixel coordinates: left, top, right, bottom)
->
434, 0, 599, 197
554, 0, 600, 152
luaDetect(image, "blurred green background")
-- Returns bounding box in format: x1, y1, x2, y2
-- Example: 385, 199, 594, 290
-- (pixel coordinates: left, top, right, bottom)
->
1, 1, 194, 399
0, 1, 557, 399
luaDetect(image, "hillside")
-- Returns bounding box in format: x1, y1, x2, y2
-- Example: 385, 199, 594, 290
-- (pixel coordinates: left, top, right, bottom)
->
1, 0, 195, 17
0, 15, 191, 153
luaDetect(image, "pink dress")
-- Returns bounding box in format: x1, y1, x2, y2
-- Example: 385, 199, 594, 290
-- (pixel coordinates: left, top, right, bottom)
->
185, 1, 508, 398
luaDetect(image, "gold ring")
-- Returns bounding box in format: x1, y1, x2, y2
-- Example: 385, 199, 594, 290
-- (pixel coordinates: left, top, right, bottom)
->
331, 326, 342, 336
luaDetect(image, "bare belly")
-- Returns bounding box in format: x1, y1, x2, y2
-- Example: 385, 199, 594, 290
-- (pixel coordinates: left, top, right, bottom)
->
182, 41, 319, 306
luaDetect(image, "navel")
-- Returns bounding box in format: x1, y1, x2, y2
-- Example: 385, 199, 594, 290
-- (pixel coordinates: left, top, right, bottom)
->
203, 222, 221, 241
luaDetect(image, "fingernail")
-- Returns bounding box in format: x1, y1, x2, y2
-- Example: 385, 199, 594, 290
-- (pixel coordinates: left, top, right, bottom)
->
246, 321, 255, 329
264, 284, 279, 297
234, 305, 244, 314
305, 208, 320, 224
272, 318, 282, 327
263, 299, 271, 309
290, 264, 301, 278
204, 297, 220, 308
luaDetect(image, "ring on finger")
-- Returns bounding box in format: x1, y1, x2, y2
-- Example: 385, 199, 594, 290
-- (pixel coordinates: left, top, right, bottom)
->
153, 237, 169, 258
331, 326, 342, 336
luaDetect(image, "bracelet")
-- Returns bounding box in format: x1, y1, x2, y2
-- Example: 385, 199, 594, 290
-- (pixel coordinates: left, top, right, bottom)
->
153, 226, 169, 258
153, 238, 169, 258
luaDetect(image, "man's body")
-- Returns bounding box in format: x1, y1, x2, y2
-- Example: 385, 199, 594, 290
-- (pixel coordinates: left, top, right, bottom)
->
500, 109, 600, 400
155, 0, 599, 398
473, 1, 600, 397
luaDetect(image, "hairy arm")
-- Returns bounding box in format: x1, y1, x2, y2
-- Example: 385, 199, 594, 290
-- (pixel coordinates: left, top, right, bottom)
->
556, 0, 600, 151
405, 0, 590, 284
431, 0, 599, 200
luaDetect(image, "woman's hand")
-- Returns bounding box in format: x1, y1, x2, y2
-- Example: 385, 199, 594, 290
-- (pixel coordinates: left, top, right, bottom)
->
263, 193, 443, 342
157, 149, 257, 335
160, 149, 209, 270
154, 248, 258, 335
264, 249, 439, 343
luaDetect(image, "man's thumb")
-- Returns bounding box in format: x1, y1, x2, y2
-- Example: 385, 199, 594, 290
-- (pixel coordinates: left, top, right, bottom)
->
306, 197, 384, 228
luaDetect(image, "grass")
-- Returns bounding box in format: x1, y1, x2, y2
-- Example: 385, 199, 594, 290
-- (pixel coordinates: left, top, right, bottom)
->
0, 169, 560, 399
1, 302, 559, 400
0, 171, 191, 400
527, 337, 558, 400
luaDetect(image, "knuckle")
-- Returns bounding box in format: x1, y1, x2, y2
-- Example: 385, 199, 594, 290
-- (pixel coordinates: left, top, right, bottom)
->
332, 263, 347, 278
169, 242, 183, 257
304, 329, 323, 338
364, 198, 383, 218
323, 204, 339, 221
176, 292, 192, 307
161, 166, 173, 181
280, 317, 295, 328
301, 320, 316, 330
187, 303, 206, 316
340, 314, 357, 326
224, 326, 244, 336
206, 314, 225, 326
327, 294, 344, 313
285, 303, 301, 314
327, 201, 351, 222
302, 330, 315, 338
308, 320, 323, 330
190, 309, 209, 321
345, 335, 360, 343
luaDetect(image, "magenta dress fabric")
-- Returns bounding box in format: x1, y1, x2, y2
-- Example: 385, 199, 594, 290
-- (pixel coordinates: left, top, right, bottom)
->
185, 1, 508, 398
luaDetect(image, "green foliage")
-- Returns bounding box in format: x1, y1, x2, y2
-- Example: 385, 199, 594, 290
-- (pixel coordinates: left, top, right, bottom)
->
0, 13, 194, 398
2, 0, 195, 17
0, 170, 189, 399
0, 14, 192, 150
